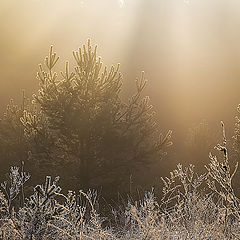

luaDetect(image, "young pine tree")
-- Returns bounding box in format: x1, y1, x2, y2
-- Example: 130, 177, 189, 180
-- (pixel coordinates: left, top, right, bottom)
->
17, 40, 172, 197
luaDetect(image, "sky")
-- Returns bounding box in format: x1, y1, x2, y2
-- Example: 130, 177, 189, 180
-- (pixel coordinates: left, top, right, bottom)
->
1, 0, 240, 163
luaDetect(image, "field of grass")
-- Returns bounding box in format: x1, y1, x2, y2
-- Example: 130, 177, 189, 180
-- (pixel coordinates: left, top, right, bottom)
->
1, 124, 239, 239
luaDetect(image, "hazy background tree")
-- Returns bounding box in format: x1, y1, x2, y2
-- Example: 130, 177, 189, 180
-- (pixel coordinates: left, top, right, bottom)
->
184, 120, 220, 171
0, 95, 34, 179
0, 92, 57, 192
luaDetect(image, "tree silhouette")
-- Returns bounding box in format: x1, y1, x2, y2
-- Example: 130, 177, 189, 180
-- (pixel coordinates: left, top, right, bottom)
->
2, 40, 172, 198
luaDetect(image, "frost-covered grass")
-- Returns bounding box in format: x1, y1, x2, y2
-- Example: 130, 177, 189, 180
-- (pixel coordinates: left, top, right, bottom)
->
0, 123, 240, 239
0, 165, 239, 239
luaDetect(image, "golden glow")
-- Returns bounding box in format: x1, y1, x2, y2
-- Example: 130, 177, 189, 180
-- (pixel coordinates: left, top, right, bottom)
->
1, 0, 240, 148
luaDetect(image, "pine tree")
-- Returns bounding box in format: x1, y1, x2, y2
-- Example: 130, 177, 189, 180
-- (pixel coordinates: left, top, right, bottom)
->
5, 40, 172, 197
0, 93, 36, 179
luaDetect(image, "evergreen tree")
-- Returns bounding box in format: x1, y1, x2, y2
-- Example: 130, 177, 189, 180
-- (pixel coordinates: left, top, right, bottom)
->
0, 94, 35, 179
2, 40, 172, 197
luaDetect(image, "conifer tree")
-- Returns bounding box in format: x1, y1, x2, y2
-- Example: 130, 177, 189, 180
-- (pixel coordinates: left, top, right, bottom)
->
0, 93, 36, 178
3, 40, 172, 197
0, 92, 54, 186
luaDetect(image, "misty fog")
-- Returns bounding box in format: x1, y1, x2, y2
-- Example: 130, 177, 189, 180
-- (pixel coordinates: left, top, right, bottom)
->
1, 1, 240, 238
1, 0, 240, 185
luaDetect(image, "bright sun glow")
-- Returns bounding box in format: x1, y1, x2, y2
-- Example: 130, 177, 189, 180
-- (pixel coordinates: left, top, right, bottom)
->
119, 0, 125, 8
